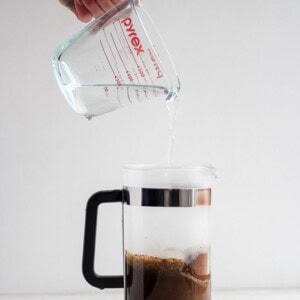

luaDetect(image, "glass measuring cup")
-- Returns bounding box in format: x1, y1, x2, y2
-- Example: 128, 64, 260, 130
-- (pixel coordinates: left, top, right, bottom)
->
52, 0, 180, 119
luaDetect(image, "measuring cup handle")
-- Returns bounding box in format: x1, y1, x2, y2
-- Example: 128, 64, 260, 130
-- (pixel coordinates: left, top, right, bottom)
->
82, 190, 123, 289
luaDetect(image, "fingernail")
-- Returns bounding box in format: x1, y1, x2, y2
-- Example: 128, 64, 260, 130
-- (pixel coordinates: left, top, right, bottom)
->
62, 0, 75, 9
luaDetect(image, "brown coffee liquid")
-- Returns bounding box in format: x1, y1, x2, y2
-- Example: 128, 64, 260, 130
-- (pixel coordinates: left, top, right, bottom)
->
125, 251, 210, 300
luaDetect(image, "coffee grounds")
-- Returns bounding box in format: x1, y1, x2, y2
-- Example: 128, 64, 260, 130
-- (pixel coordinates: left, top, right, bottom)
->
125, 251, 210, 300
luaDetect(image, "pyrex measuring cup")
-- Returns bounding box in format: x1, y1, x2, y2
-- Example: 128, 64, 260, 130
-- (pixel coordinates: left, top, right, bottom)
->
52, 0, 180, 119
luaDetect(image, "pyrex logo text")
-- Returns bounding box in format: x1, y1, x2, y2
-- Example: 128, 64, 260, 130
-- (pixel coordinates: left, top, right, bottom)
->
121, 18, 144, 56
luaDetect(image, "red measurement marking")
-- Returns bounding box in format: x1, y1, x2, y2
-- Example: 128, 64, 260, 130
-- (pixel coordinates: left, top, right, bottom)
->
126, 70, 134, 83
137, 58, 148, 85
127, 87, 132, 104
110, 33, 135, 84
115, 75, 122, 86
135, 88, 141, 102
110, 32, 128, 73
113, 23, 135, 83
104, 86, 109, 96
113, 22, 129, 60
147, 48, 164, 79
103, 28, 118, 66
100, 39, 122, 86
144, 88, 149, 100
140, 55, 154, 84
100, 39, 116, 78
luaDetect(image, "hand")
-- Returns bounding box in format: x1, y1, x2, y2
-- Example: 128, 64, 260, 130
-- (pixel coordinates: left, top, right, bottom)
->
59, 0, 123, 23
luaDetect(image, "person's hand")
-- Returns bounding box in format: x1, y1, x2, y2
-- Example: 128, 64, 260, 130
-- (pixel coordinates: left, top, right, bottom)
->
59, 0, 123, 23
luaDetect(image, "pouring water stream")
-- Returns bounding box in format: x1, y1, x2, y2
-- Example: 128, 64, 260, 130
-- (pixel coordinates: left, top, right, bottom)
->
166, 96, 180, 165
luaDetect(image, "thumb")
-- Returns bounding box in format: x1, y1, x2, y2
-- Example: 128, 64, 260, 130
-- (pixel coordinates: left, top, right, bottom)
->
59, 0, 93, 22
59, 0, 76, 14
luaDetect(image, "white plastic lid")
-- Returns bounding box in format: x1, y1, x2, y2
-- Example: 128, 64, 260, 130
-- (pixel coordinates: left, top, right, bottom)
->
123, 164, 217, 189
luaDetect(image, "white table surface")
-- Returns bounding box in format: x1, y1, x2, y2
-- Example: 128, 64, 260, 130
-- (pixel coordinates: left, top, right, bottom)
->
0, 289, 299, 300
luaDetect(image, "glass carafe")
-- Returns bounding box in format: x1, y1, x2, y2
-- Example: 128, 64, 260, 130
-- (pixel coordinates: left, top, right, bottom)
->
82, 164, 217, 300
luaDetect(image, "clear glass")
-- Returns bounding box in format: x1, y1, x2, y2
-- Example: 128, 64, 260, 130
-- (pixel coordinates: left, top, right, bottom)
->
52, 0, 180, 119
122, 165, 216, 300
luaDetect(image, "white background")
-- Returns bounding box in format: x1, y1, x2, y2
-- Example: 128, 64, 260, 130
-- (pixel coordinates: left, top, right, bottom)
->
0, 0, 299, 295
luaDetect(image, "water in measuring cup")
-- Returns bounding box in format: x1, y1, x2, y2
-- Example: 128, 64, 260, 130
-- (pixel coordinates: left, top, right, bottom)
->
63, 83, 169, 120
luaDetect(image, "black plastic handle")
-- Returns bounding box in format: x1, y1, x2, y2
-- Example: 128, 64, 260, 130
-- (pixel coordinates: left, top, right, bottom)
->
82, 190, 124, 289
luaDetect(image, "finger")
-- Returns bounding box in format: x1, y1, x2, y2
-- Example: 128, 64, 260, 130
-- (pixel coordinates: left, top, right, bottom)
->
59, 0, 76, 13
59, 0, 75, 9
95, 0, 116, 11
111, 0, 123, 5
74, 0, 93, 22
81, 0, 105, 18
